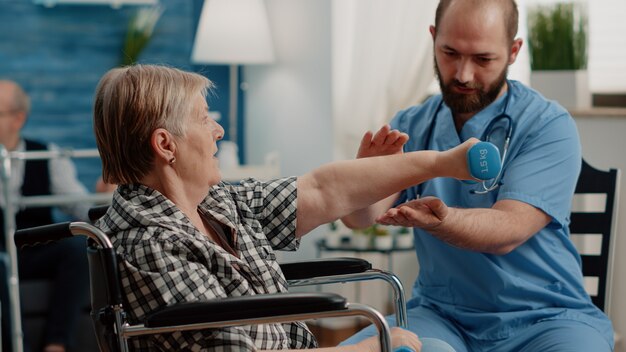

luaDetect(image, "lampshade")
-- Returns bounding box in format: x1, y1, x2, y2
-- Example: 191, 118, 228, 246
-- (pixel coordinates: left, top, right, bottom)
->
191, 0, 275, 64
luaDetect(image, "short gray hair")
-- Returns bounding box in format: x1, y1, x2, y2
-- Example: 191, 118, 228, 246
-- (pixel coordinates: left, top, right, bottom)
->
93, 64, 214, 184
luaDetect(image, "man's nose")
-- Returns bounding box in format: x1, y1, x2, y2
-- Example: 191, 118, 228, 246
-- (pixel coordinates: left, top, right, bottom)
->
455, 58, 474, 84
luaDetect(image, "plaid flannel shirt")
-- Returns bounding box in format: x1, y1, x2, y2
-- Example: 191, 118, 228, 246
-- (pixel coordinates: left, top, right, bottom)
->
95, 177, 318, 351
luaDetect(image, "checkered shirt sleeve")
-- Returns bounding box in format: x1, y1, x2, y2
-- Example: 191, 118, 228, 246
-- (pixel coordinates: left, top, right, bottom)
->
223, 177, 300, 251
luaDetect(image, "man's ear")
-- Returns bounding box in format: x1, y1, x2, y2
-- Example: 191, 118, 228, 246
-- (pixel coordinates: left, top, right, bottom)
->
150, 128, 176, 164
429, 25, 436, 41
12, 111, 27, 131
508, 38, 524, 65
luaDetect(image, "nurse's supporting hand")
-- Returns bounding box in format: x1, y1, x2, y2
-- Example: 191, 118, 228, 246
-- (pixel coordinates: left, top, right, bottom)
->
376, 196, 448, 231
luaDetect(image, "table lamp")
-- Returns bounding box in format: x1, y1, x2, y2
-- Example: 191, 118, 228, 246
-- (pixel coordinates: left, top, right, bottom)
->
191, 0, 275, 145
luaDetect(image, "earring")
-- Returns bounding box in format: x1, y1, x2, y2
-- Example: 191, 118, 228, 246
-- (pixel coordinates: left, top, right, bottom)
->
169, 157, 176, 164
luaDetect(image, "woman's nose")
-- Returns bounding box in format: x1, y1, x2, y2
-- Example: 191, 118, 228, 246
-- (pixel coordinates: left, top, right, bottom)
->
215, 123, 225, 140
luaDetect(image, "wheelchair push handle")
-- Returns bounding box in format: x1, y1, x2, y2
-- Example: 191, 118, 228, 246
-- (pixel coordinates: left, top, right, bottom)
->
14, 221, 73, 249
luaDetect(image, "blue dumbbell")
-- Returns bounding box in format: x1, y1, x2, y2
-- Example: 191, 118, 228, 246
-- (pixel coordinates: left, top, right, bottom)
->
466, 141, 501, 180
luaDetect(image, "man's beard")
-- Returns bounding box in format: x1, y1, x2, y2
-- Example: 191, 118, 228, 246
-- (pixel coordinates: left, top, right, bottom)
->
435, 59, 508, 115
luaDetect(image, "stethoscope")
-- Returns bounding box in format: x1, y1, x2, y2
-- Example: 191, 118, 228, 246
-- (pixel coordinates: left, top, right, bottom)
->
423, 81, 514, 195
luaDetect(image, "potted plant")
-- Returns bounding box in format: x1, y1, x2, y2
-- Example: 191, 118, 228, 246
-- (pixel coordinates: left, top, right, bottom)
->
371, 225, 393, 250
351, 225, 392, 250
324, 221, 350, 248
120, 6, 163, 66
527, 2, 590, 109
394, 226, 414, 249
350, 226, 372, 249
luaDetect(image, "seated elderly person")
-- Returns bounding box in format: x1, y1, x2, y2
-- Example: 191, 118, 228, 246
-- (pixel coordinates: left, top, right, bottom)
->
92, 64, 476, 351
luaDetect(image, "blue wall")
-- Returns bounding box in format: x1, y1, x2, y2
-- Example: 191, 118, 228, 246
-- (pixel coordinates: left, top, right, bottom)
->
0, 0, 240, 191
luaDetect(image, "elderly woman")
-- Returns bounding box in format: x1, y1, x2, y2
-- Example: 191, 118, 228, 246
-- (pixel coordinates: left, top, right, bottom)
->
93, 64, 475, 352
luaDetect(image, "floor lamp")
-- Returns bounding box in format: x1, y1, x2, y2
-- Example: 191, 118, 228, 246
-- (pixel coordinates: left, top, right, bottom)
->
191, 0, 275, 147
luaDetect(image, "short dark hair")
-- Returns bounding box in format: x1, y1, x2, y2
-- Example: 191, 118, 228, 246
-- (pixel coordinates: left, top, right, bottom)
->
434, 0, 519, 44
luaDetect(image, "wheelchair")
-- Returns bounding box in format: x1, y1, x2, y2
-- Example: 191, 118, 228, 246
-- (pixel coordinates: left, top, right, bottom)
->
15, 218, 409, 352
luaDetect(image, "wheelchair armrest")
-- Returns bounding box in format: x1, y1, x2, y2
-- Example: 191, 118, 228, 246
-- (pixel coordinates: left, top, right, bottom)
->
144, 292, 347, 327
279, 257, 372, 280
14, 222, 73, 248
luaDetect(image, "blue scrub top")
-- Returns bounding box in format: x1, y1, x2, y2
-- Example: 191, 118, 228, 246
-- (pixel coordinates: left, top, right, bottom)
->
391, 80, 612, 343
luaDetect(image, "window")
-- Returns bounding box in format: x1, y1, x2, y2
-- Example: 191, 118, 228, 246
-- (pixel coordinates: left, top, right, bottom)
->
588, 0, 626, 93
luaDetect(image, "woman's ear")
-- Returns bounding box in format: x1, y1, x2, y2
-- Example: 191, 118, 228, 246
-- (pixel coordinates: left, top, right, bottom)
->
150, 128, 176, 165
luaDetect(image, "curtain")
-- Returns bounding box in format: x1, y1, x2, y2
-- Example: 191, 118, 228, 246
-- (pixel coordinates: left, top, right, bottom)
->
331, 0, 438, 160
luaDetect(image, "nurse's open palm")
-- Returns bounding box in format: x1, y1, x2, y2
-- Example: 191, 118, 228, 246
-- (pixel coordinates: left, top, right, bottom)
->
357, 124, 409, 159
376, 197, 448, 230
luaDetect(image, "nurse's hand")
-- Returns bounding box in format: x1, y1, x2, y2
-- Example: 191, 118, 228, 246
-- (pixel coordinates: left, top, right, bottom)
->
376, 196, 448, 231
356, 124, 409, 159
355, 327, 422, 352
